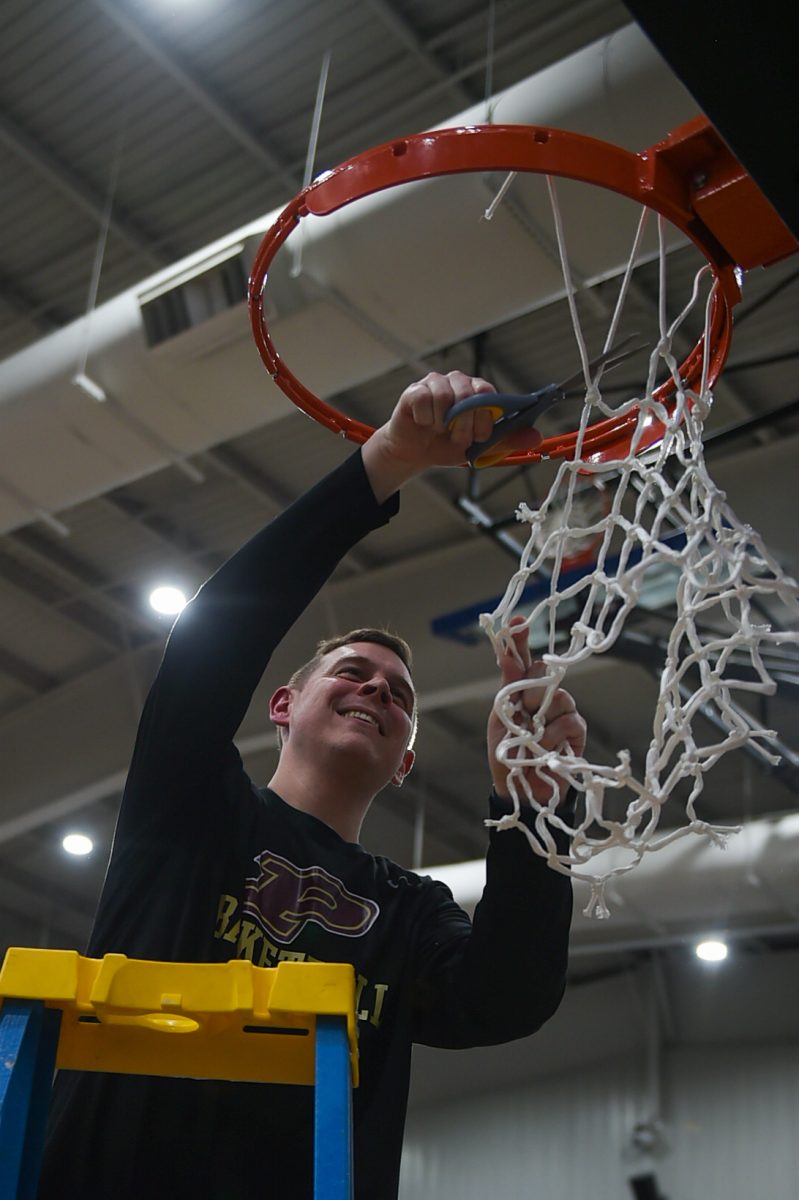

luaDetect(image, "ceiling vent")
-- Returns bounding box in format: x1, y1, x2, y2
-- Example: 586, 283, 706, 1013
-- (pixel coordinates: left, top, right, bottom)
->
138, 243, 248, 348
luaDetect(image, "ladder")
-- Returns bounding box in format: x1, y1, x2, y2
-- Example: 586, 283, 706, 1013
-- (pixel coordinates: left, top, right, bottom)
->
0, 949, 358, 1200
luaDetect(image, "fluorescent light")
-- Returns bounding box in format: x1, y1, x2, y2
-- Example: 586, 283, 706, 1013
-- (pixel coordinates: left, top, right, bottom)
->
63, 833, 93, 856
695, 939, 728, 962
149, 585, 187, 615
72, 373, 107, 403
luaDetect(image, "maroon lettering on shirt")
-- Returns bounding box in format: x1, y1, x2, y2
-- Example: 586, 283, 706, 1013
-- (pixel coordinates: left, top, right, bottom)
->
243, 849, 380, 944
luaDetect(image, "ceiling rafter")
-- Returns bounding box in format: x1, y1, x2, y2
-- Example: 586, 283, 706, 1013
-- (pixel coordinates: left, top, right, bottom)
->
365, 0, 475, 107
99, 492, 222, 576
425, 0, 611, 57
0, 545, 127, 655
0, 643, 57, 695
93, 0, 300, 193
0, 268, 65, 333
203, 445, 378, 577
304, 0, 619, 177
0, 108, 171, 269
9, 525, 159, 640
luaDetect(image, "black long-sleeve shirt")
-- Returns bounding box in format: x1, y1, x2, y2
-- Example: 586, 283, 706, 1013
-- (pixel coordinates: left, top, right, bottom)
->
39, 449, 572, 1199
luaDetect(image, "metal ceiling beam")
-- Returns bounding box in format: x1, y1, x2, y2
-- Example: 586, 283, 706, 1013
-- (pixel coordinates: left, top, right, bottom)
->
0, 639, 86, 698
100, 493, 221, 576
201, 447, 374, 576
425, 0, 616, 57
0, 644, 57, 695
365, 0, 475, 107
0, 269, 64, 334
0, 767, 127, 849
304, 0, 621, 174
202, 446, 295, 511
94, 0, 299, 193
9, 526, 159, 640
295, 274, 486, 531
2, 229, 154, 337
0, 546, 127, 655
0, 108, 169, 269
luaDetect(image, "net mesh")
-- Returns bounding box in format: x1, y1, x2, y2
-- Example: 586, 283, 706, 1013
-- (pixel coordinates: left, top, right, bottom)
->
482, 182, 799, 918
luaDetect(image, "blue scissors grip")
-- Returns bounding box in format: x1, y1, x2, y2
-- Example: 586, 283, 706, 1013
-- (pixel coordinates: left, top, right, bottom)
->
454, 385, 561, 467
447, 392, 535, 424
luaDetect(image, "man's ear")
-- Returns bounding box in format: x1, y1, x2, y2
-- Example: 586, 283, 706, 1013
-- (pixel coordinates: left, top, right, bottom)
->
392, 747, 415, 788
269, 686, 293, 735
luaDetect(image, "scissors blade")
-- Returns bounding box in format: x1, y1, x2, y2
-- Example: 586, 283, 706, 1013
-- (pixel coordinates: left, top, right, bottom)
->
557, 332, 647, 395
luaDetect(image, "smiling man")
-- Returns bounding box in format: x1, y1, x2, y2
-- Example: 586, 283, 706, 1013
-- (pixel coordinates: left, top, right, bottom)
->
268, 637, 417, 843
39, 371, 584, 1200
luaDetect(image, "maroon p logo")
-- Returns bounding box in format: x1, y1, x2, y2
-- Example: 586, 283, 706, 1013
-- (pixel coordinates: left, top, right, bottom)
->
243, 850, 380, 944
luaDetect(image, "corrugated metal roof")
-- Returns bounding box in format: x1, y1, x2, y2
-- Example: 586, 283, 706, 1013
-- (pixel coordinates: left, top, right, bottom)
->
1, 0, 636, 359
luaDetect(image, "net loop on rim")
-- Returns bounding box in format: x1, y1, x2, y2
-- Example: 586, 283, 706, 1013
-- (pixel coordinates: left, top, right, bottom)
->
481, 185, 799, 918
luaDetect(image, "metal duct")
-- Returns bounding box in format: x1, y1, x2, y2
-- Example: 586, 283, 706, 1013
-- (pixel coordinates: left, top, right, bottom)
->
427, 813, 799, 949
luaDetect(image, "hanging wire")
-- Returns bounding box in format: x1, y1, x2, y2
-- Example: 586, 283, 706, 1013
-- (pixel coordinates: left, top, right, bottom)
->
483, 170, 516, 221
76, 125, 127, 381
303, 49, 331, 189
483, 0, 496, 117
72, 95, 205, 485
480, 0, 518, 221
291, 50, 332, 279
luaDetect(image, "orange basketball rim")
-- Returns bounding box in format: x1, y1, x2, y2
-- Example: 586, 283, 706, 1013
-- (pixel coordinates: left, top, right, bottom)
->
248, 117, 798, 467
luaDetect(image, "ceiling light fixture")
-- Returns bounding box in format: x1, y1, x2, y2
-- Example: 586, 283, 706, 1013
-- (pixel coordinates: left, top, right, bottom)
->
149, 585, 188, 615
695, 938, 728, 962
63, 833, 93, 856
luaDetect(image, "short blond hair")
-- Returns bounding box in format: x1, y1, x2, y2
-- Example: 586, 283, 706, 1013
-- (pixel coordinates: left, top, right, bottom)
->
278, 628, 417, 749
288, 628, 412, 689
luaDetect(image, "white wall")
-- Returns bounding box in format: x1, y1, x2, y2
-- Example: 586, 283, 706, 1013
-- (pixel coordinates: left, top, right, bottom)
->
401, 956, 799, 1199
402, 1042, 799, 1198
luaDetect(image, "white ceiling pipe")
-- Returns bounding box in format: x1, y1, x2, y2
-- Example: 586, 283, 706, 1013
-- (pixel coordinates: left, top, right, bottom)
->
0, 25, 697, 536
428, 813, 799, 944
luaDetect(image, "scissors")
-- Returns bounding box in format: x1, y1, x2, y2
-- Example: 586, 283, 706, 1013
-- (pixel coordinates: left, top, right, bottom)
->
447, 333, 646, 467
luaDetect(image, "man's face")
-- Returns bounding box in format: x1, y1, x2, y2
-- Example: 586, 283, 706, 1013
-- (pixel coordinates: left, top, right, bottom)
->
272, 642, 416, 788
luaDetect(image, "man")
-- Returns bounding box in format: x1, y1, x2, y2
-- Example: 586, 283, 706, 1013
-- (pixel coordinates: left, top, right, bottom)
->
39, 371, 585, 1199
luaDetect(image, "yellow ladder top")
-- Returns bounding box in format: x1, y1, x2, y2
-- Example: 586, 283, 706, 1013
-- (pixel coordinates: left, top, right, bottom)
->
0, 949, 358, 1086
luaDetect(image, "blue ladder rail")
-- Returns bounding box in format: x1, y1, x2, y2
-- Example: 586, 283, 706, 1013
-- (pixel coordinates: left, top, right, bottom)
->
0, 952, 356, 1200
0, 1000, 62, 1200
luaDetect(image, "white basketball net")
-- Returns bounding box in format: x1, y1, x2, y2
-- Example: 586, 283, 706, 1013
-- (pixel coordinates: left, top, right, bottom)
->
482, 180, 799, 918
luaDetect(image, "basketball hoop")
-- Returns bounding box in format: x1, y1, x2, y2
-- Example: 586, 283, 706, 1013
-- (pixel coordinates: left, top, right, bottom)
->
249, 117, 794, 466
249, 119, 799, 918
